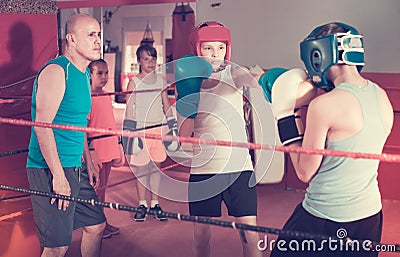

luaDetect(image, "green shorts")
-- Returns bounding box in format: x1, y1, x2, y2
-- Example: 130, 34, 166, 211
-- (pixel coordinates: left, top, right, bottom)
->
27, 165, 106, 247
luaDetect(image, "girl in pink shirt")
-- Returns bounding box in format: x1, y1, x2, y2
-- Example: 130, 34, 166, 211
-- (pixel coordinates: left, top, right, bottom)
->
88, 59, 125, 238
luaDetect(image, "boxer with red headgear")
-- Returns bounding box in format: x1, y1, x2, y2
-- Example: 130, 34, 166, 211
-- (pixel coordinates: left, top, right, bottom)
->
176, 21, 263, 257
190, 21, 232, 62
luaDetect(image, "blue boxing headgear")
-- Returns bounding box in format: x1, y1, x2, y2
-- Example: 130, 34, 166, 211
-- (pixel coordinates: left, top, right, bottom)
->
300, 22, 364, 92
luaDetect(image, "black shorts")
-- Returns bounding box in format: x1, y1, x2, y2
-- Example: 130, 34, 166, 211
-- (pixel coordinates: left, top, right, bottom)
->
188, 171, 257, 217
270, 203, 383, 257
27, 165, 106, 247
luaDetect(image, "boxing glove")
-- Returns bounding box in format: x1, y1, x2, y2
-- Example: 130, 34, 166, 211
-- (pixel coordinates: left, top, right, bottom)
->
175, 54, 212, 119
259, 68, 310, 145
121, 119, 143, 155
258, 67, 288, 102
163, 116, 180, 152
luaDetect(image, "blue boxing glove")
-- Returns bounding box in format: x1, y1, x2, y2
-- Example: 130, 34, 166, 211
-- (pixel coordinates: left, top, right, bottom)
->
163, 116, 180, 152
258, 67, 288, 102
258, 68, 310, 145
175, 54, 212, 119
121, 119, 143, 155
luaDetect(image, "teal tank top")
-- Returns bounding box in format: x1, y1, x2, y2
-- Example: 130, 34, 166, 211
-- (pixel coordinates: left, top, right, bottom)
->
27, 56, 91, 168
303, 81, 391, 222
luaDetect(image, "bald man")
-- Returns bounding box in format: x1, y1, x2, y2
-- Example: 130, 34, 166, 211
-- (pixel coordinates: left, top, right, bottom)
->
27, 14, 106, 257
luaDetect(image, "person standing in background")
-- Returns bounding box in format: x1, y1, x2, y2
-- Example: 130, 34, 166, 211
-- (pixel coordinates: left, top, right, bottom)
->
88, 59, 125, 239
123, 44, 179, 222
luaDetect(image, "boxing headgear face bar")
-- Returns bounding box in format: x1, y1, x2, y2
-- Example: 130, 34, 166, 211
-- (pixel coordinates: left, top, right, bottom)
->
299, 22, 364, 92
190, 21, 232, 62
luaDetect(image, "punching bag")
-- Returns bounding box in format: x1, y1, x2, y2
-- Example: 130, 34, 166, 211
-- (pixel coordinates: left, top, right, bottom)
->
172, 3, 195, 60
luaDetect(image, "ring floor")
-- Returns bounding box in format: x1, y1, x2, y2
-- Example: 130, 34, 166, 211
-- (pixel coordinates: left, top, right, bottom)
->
1, 164, 399, 257
2, 105, 399, 257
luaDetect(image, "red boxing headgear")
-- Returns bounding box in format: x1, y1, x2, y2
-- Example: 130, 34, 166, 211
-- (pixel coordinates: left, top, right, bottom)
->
190, 21, 231, 61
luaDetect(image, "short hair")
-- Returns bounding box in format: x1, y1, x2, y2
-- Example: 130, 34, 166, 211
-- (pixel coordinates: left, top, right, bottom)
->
88, 59, 107, 73
313, 22, 349, 38
136, 44, 157, 61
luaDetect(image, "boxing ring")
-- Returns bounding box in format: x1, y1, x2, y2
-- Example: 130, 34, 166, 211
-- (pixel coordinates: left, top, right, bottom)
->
1, 110, 400, 256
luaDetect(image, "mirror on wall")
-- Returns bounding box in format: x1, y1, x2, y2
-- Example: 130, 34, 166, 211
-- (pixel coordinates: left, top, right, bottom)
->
120, 16, 164, 93
58, 2, 196, 103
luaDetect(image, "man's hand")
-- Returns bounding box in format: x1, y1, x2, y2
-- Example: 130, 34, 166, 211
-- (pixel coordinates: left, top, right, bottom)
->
51, 172, 71, 211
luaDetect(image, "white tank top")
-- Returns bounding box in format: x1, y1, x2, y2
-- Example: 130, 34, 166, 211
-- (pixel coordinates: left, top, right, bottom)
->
132, 75, 165, 127
191, 65, 254, 174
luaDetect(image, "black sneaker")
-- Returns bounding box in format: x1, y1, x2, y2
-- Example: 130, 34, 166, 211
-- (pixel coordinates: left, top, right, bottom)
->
150, 204, 168, 221
133, 205, 147, 222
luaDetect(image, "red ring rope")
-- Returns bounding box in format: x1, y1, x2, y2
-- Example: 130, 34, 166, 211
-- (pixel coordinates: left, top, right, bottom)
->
0, 86, 175, 101
1, 116, 399, 163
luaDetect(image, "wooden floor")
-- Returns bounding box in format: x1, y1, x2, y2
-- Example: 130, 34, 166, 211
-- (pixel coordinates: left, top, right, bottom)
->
1, 164, 400, 257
